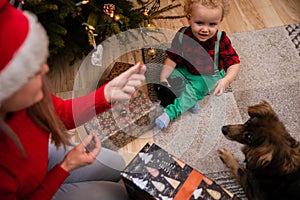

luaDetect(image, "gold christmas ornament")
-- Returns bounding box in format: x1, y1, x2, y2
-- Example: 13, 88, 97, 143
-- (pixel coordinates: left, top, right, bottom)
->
146, 20, 156, 28
120, 108, 127, 117
103, 4, 115, 18
82, 22, 95, 31
147, 47, 156, 58
88, 30, 97, 49
114, 14, 120, 21
75, 0, 89, 6
143, 8, 150, 16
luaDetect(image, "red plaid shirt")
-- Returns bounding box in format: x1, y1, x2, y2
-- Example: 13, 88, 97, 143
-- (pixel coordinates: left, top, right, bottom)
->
167, 26, 240, 75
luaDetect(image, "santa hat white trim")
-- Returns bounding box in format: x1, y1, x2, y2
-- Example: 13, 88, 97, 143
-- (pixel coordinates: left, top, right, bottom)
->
0, 11, 49, 102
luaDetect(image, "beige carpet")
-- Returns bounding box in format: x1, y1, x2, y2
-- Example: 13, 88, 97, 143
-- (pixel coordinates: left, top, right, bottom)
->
143, 24, 300, 199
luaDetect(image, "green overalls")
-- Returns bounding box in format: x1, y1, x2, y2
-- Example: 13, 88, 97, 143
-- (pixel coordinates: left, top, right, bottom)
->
164, 29, 225, 120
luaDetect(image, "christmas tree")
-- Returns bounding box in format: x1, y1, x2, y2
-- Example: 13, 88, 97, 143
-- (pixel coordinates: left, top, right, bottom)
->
13, 0, 184, 66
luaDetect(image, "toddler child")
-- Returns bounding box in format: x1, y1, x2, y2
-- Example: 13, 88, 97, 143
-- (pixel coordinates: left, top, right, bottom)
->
155, 0, 240, 129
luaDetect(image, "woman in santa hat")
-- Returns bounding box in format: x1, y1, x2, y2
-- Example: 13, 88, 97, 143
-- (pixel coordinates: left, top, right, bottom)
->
0, 0, 146, 199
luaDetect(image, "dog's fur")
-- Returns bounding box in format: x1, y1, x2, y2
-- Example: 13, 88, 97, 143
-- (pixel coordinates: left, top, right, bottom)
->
218, 101, 300, 200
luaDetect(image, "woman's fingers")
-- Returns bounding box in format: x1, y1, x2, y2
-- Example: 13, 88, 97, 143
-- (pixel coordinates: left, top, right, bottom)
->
88, 134, 101, 159
79, 134, 93, 151
104, 62, 146, 102
116, 62, 146, 82
79, 134, 101, 159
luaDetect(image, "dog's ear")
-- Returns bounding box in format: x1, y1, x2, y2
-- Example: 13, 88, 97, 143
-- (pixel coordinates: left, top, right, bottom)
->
248, 100, 277, 118
246, 146, 274, 169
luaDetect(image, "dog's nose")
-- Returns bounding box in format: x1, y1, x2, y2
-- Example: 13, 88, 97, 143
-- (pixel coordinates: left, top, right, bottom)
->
222, 126, 228, 135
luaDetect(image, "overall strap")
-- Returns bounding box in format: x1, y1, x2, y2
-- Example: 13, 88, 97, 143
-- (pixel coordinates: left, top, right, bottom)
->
178, 26, 188, 44
178, 26, 188, 57
213, 30, 222, 73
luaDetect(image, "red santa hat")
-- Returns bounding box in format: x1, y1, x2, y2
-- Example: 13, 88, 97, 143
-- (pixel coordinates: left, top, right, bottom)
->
0, 0, 49, 103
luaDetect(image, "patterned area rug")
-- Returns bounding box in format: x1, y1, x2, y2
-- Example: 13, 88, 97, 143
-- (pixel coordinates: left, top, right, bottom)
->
143, 24, 300, 200
285, 24, 300, 56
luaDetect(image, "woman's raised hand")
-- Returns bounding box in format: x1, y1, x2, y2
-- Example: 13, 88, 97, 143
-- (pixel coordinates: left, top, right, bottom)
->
104, 62, 146, 103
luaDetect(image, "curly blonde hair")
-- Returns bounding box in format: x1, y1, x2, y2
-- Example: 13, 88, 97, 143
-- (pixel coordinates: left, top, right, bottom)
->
184, 0, 230, 21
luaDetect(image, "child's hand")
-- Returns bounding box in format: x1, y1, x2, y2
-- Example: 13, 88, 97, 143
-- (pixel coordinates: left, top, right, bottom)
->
160, 80, 171, 88
213, 78, 229, 96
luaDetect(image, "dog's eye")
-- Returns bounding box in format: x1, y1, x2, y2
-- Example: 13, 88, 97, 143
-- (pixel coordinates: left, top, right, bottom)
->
246, 134, 253, 143
245, 119, 252, 125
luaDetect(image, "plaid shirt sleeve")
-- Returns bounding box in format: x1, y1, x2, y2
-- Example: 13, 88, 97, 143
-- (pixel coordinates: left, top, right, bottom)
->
219, 32, 240, 71
166, 28, 185, 64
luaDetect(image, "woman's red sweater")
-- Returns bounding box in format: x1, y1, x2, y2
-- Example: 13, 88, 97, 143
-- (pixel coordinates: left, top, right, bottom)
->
0, 85, 111, 199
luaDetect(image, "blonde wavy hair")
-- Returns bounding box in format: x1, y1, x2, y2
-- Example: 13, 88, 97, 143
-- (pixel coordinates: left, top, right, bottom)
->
184, 0, 230, 21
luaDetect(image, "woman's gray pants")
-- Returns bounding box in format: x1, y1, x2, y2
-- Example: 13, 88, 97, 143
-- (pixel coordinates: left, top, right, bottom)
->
48, 143, 129, 200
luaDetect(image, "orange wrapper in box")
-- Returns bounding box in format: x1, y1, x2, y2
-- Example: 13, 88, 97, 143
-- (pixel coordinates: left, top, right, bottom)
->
121, 143, 241, 200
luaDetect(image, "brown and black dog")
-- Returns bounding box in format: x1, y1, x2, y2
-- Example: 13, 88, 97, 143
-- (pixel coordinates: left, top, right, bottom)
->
218, 100, 300, 200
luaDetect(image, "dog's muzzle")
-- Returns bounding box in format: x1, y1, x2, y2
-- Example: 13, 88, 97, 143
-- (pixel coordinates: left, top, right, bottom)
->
221, 126, 229, 135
